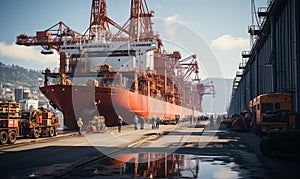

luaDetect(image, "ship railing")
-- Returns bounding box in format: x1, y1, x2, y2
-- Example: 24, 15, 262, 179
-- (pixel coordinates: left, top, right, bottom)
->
258, 7, 268, 17
241, 50, 251, 58
236, 71, 243, 77
248, 25, 261, 36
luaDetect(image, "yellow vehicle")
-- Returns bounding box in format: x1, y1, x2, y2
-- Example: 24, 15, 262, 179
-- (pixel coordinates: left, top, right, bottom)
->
259, 109, 300, 157
249, 93, 300, 157
249, 92, 293, 134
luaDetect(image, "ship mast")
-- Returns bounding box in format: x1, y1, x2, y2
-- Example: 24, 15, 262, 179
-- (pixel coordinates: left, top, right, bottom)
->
111, 0, 155, 43
84, 0, 130, 42
129, 0, 154, 41
88, 0, 110, 41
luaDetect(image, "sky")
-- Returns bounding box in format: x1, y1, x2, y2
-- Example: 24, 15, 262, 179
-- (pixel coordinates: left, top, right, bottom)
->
0, 0, 268, 79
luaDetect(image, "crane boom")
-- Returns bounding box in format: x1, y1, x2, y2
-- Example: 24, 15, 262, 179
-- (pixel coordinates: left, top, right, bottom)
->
16, 21, 81, 54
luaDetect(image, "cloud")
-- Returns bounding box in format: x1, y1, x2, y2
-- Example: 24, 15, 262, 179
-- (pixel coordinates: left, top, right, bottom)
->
211, 34, 249, 51
0, 42, 59, 69
163, 15, 181, 38
164, 15, 181, 24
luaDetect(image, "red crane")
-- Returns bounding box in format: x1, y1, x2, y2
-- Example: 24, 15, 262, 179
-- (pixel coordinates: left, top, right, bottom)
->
16, 0, 156, 51
84, 0, 130, 41
112, 0, 155, 42
16, 21, 81, 54
177, 54, 216, 112
15, 0, 129, 74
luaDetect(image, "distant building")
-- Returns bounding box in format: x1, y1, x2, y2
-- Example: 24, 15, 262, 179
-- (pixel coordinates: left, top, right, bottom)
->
19, 99, 38, 110
1, 88, 14, 101
23, 88, 31, 99
14, 87, 24, 102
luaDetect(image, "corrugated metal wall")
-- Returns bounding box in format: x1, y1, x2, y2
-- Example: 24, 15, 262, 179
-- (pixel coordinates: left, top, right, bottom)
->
228, 0, 300, 115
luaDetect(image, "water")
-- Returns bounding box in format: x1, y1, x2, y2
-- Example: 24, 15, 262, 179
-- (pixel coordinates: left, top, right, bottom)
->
68, 153, 241, 179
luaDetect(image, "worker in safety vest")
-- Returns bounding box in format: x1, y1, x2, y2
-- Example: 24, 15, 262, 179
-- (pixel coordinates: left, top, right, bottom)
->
77, 118, 84, 135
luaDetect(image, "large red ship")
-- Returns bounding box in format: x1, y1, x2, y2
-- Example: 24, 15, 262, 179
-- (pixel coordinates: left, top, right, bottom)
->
16, 0, 215, 130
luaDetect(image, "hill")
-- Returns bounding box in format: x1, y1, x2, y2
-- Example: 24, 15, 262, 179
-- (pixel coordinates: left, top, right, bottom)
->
0, 61, 43, 88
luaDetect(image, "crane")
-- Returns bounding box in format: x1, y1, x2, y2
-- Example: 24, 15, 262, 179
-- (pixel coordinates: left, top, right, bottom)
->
16, 21, 81, 54
16, 0, 157, 52
176, 54, 216, 112
15, 0, 129, 74
112, 0, 156, 42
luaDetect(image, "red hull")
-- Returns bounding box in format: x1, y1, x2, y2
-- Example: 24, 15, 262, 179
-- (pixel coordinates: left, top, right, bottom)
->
40, 85, 200, 130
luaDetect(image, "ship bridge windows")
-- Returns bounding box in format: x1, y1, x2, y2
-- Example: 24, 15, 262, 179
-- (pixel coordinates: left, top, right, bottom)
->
61, 46, 78, 50
88, 50, 136, 57
131, 43, 153, 47
82, 45, 111, 49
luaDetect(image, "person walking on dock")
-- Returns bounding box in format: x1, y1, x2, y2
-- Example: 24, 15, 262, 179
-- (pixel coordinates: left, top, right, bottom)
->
151, 117, 156, 129
140, 116, 145, 129
134, 115, 138, 130
156, 117, 160, 129
117, 115, 123, 132
77, 118, 83, 135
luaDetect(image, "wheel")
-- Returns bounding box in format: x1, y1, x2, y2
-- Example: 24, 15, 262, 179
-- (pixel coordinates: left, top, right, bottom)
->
32, 129, 40, 139
0, 131, 8, 145
53, 129, 58, 136
48, 127, 55, 137
8, 131, 17, 144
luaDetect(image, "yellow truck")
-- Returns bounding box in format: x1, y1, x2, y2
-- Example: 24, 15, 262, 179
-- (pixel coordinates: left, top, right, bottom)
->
249, 93, 300, 157
249, 92, 292, 135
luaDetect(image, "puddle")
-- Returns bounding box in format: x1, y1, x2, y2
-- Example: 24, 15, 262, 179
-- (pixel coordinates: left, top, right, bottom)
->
68, 153, 241, 178
29, 163, 72, 177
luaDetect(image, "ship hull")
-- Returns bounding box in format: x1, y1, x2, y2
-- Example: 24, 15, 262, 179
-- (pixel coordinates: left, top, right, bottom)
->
40, 85, 200, 130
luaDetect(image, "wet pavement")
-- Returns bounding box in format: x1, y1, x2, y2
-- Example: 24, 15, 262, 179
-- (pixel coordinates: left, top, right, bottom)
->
2, 120, 300, 178
66, 153, 241, 179
61, 121, 269, 179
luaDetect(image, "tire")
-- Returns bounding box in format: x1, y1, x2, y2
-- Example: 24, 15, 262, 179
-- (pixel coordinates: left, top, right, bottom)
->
0, 131, 8, 145
8, 131, 17, 144
48, 127, 55, 137
32, 129, 40, 139
53, 129, 58, 136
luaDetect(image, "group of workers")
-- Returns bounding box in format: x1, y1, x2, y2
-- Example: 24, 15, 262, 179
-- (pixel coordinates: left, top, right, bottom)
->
230, 110, 253, 132
150, 117, 161, 129
77, 115, 162, 134
121, 115, 161, 131
77, 116, 107, 134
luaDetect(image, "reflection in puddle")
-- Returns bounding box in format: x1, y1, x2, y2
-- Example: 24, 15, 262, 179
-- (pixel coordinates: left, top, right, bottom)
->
69, 153, 240, 178
29, 163, 71, 178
